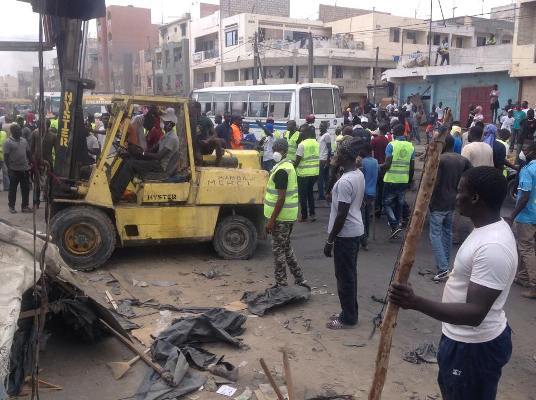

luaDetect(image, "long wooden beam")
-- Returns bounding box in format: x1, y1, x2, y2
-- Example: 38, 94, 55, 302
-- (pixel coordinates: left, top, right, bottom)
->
0, 41, 54, 52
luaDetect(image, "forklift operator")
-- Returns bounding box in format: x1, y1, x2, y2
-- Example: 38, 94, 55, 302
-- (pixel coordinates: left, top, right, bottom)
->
110, 108, 180, 203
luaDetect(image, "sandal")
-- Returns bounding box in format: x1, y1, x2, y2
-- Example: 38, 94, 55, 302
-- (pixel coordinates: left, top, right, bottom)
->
326, 318, 354, 330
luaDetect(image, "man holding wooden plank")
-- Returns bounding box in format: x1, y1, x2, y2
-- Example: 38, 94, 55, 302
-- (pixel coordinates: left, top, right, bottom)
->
389, 166, 517, 400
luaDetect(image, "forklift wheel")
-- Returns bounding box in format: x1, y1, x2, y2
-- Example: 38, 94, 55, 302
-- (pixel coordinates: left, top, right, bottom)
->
51, 206, 116, 271
213, 215, 257, 260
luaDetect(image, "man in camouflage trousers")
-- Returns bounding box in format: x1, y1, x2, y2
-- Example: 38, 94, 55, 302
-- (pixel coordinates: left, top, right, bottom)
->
264, 139, 306, 287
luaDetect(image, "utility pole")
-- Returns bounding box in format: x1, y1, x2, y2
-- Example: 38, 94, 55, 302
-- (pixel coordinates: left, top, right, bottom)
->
373, 46, 379, 106
428, 0, 433, 66
253, 32, 258, 85
307, 31, 313, 83
452, 6, 457, 18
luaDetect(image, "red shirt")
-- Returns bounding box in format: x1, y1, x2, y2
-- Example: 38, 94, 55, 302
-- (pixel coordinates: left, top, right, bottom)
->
146, 116, 163, 151
371, 135, 390, 164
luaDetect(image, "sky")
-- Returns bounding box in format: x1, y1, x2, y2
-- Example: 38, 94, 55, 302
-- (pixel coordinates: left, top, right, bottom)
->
0, 0, 516, 75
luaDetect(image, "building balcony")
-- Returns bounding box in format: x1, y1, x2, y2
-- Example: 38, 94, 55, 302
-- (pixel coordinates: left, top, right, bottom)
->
330, 78, 370, 94
192, 49, 219, 65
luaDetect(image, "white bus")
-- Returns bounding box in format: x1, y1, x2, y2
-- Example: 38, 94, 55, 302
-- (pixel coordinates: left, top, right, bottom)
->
192, 83, 343, 138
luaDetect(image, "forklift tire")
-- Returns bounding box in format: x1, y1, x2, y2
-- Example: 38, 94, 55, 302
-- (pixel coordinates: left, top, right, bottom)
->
51, 206, 116, 271
213, 215, 257, 260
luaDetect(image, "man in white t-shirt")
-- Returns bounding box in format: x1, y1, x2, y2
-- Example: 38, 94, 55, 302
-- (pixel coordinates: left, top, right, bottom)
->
317, 121, 332, 200
500, 109, 514, 133
390, 166, 516, 399
461, 126, 493, 167
323, 137, 365, 329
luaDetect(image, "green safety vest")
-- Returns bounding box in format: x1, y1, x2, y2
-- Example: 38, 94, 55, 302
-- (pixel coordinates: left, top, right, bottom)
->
296, 138, 320, 177
384, 140, 414, 184
264, 160, 299, 222
50, 118, 58, 130
274, 130, 283, 140
284, 130, 300, 161
0, 130, 7, 161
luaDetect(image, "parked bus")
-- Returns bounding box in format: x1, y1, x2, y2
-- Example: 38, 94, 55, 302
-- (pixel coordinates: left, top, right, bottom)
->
34, 91, 61, 117
82, 93, 113, 119
0, 98, 33, 117
192, 83, 343, 137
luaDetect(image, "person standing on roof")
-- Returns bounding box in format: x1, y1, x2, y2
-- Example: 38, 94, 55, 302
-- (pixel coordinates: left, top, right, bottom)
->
295, 124, 320, 222
264, 138, 306, 288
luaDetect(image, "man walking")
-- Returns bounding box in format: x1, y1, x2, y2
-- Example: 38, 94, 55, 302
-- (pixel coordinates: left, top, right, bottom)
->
390, 166, 516, 400
295, 125, 320, 222
264, 139, 305, 287
3, 125, 32, 213
382, 124, 415, 238
324, 138, 365, 329
429, 131, 472, 283
505, 143, 536, 298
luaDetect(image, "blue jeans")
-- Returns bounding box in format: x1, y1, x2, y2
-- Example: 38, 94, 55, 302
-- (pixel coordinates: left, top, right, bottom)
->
429, 210, 454, 272
438, 326, 512, 400
383, 183, 407, 229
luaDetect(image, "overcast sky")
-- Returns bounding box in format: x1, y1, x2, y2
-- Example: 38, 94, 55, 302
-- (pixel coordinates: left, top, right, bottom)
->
0, 0, 515, 75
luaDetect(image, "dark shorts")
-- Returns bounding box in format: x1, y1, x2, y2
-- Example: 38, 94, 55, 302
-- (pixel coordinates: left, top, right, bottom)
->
437, 325, 512, 400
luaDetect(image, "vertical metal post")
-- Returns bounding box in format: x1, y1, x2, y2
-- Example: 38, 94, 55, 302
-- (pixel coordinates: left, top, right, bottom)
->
253, 31, 258, 85
373, 46, 379, 106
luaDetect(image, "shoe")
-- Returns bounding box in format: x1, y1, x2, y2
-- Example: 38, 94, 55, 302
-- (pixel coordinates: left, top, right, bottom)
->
521, 288, 536, 299
389, 227, 402, 239
433, 270, 450, 283
310, 215, 317, 222
9, 208, 16, 214
21, 207, 33, 213
295, 279, 310, 289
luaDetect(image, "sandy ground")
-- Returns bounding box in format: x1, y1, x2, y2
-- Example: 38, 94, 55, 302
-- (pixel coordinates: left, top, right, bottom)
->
1, 172, 535, 400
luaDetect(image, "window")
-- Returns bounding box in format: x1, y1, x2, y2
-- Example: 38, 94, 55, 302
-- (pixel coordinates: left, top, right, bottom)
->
197, 93, 213, 114
313, 65, 326, 79
312, 88, 334, 115
224, 69, 239, 82
477, 36, 487, 46
175, 74, 182, 88
406, 31, 417, 44
390, 28, 400, 43
433, 33, 441, 46
456, 37, 463, 48
165, 49, 170, 66
288, 66, 294, 78
248, 92, 269, 118
332, 65, 343, 79
156, 76, 163, 92
225, 29, 238, 47
173, 47, 182, 62
180, 23, 187, 36
230, 92, 248, 116
147, 77, 152, 88
214, 93, 230, 115
156, 52, 162, 67
501, 38, 511, 44
166, 75, 171, 90
268, 92, 292, 119
299, 88, 312, 119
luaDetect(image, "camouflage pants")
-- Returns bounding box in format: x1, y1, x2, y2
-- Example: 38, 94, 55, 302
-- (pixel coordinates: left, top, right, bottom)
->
272, 221, 304, 286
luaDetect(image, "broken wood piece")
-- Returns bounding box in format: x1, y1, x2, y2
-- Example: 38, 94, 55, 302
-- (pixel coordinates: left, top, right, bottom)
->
98, 318, 175, 386
259, 358, 285, 400
107, 348, 150, 380
109, 271, 137, 300
282, 351, 295, 400
105, 290, 118, 310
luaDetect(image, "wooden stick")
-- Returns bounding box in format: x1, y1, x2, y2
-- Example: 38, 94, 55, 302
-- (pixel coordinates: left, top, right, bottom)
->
282, 351, 295, 400
259, 358, 285, 400
98, 318, 175, 386
368, 130, 447, 400
105, 290, 118, 310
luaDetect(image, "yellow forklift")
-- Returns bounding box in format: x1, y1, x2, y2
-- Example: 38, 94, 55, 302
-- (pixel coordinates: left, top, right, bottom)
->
50, 95, 268, 271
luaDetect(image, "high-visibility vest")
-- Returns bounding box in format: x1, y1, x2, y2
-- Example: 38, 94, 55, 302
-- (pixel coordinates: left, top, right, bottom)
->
264, 160, 299, 222
50, 118, 58, 130
296, 138, 320, 177
384, 140, 414, 184
274, 130, 283, 140
284, 130, 300, 161
0, 130, 7, 161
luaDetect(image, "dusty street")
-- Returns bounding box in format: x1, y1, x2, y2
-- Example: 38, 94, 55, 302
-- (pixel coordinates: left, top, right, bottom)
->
1, 189, 535, 400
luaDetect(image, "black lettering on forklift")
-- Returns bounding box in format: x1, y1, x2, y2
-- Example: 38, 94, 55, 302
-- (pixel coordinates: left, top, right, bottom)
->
146, 193, 177, 201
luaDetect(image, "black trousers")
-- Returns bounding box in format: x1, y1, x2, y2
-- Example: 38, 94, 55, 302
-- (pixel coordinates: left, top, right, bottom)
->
334, 236, 360, 325
110, 159, 162, 202
297, 175, 317, 219
8, 170, 30, 209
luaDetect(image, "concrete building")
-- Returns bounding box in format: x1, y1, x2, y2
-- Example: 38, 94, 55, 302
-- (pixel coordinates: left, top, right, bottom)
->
511, 0, 536, 104
96, 5, 159, 93
133, 49, 154, 95
154, 15, 191, 96
17, 71, 33, 98
85, 37, 99, 85
219, 0, 290, 18
491, 4, 516, 21
318, 4, 378, 23
0, 75, 18, 98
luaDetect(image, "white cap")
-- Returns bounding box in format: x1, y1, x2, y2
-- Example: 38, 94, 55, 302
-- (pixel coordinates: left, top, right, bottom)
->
360, 116, 368, 123
162, 108, 177, 124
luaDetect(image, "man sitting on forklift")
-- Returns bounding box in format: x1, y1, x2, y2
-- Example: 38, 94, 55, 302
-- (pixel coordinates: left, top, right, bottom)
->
190, 101, 225, 166
110, 108, 180, 202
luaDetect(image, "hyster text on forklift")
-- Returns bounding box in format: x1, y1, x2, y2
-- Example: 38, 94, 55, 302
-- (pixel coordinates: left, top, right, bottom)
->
51, 95, 268, 271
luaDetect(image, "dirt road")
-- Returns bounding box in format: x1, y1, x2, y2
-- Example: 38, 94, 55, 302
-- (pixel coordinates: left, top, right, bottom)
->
1, 190, 535, 400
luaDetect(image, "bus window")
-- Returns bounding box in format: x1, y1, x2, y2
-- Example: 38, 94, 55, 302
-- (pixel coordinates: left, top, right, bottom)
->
268, 92, 292, 119
197, 93, 213, 115
312, 88, 334, 115
230, 92, 248, 116
248, 92, 269, 118
214, 93, 230, 115
333, 88, 343, 118
299, 88, 312, 118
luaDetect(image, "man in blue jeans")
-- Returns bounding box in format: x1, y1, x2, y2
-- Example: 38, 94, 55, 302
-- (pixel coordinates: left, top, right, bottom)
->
382, 123, 415, 238
429, 130, 472, 282
390, 167, 517, 400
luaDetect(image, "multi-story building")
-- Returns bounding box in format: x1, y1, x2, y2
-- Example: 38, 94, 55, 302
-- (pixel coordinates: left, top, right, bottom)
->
133, 49, 155, 96
96, 5, 159, 93
17, 71, 33, 98
153, 15, 191, 96
85, 37, 99, 85
511, 0, 536, 104
0, 75, 18, 98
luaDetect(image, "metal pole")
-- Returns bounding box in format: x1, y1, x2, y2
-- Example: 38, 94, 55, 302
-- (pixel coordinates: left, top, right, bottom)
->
253, 32, 258, 85
428, 0, 433, 66
308, 32, 313, 83
373, 46, 379, 106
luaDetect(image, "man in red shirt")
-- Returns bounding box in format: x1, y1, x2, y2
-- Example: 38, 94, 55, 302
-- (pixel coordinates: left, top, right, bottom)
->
371, 122, 390, 164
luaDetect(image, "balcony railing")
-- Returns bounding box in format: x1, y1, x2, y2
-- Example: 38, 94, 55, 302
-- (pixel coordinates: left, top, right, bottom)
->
193, 49, 219, 64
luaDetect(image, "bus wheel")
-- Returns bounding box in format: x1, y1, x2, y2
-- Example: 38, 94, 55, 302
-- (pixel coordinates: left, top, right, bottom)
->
51, 206, 116, 271
213, 215, 257, 260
